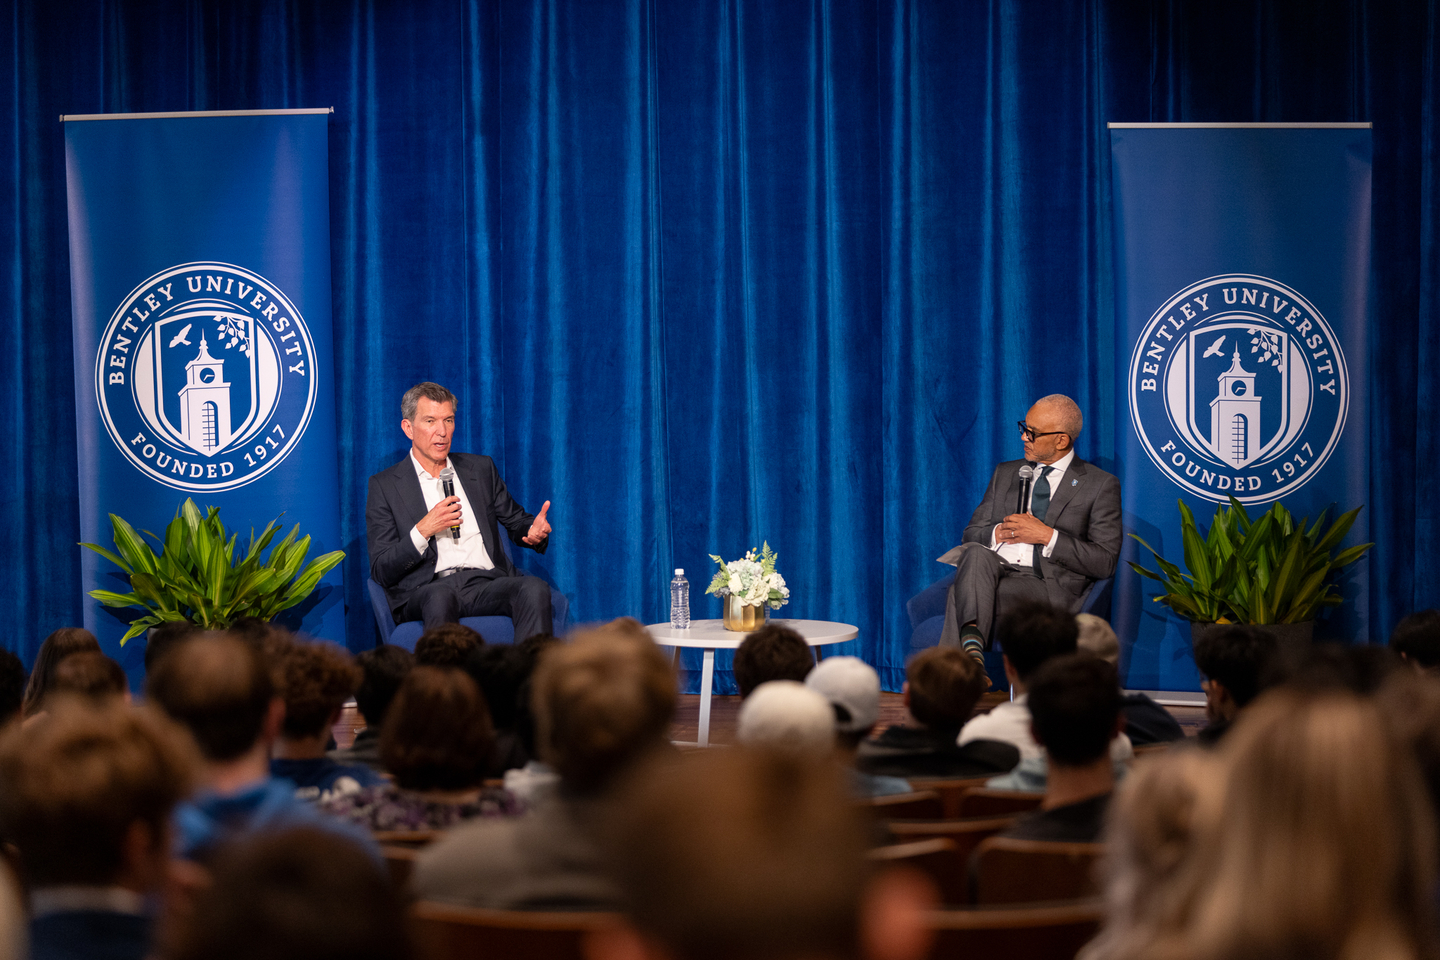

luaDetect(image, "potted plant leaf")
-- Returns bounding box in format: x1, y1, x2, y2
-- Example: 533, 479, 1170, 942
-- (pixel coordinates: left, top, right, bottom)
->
81, 498, 346, 643
1129, 496, 1372, 647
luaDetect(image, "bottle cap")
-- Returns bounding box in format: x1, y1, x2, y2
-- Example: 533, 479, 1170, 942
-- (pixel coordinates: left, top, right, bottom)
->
674, 568, 684, 576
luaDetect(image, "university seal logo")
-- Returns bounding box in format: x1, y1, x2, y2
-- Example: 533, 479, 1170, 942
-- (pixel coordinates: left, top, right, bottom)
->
1128, 274, 1348, 504
95, 262, 317, 492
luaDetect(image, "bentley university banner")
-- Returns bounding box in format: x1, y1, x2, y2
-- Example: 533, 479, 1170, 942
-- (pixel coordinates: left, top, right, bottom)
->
65, 110, 343, 683
1110, 123, 1372, 692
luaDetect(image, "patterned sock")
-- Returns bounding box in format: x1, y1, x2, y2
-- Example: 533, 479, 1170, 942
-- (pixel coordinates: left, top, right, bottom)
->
960, 624, 985, 664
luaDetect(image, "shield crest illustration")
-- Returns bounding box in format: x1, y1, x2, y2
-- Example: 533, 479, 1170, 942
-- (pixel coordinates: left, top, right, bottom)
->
132, 309, 281, 457
1164, 322, 1311, 470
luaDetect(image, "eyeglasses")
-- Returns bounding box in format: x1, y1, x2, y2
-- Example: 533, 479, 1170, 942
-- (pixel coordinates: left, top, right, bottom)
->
1017, 420, 1068, 443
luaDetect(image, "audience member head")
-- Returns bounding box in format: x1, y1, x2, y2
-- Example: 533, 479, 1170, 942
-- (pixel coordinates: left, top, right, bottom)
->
1380, 671, 1440, 841
144, 620, 202, 674
147, 634, 278, 763
733, 624, 814, 698
510, 634, 559, 756
277, 641, 360, 743
1085, 750, 1221, 960
1391, 609, 1440, 670
379, 667, 493, 792
532, 618, 676, 795
50, 651, 128, 705
995, 602, 1077, 688
904, 646, 986, 737
1175, 691, 1436, 960
1284, 642, 1402, 697
0, 650, 25, 726
599, 748, 934, 960
353, 646, 413, 729
22, 627, 100, 717
1075, 613, 1120, 665
414, 623, 483, 668
163, 827, 410, 960
0, 699, 196, 890
736, 681, 836, 755
1027, 654, 1122, 768
226, 616, 285, 649
464, 645, 527, 732
806, 656, 882, 748
1191, 625, 1278, 723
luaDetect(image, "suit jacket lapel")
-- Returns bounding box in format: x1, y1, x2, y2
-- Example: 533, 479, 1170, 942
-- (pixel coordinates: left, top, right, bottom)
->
391, 458, 430, 534
1041, 458, 1087, 525
453, 455, 510, 575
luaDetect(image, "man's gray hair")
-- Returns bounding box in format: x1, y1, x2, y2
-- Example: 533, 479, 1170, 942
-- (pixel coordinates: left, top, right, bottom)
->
401, 382, 457, 421
1037, 394, 1083, 438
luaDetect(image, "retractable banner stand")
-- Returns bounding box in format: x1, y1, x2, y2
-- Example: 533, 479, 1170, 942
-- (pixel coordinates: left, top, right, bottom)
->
65, 110, 343, 684
1109, 123, 1373, 693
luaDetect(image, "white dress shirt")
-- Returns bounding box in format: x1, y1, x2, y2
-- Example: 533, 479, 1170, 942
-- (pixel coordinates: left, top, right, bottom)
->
407, 453, 495, 574
992, 448, 1075, 567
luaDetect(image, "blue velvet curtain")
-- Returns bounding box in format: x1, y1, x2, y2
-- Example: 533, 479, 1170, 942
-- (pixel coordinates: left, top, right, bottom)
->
2, 0, 1437, 690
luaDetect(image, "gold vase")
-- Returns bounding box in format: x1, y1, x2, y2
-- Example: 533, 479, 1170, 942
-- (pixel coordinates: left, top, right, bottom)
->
722, 590, 769, 632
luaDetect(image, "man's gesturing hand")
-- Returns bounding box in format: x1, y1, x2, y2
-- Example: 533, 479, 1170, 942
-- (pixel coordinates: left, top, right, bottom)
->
997, 512, 1053, 546
522, 501, 552, 546
417, 496, 462, 539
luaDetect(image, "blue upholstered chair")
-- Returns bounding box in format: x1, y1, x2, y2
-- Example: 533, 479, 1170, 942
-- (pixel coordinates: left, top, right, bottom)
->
905, 569, 1113, 690
366, 535, 569, 651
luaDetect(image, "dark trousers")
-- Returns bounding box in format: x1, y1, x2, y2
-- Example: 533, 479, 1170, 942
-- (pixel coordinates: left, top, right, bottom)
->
938, 542, 1049, 649
396, 569, 554, 641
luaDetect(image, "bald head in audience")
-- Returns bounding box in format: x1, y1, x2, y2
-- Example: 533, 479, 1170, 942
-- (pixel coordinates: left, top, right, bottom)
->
598, 747, 934, 960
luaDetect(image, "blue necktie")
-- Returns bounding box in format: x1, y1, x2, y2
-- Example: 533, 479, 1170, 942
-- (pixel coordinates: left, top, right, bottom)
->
1031, 466, 1052, 570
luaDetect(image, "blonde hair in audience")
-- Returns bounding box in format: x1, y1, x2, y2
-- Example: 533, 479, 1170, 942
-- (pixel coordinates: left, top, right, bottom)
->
1140, 691, 1437, 960
1081, 749, 1221, 960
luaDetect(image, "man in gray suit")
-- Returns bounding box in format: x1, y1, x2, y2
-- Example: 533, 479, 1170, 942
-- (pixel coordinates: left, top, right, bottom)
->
366, 382, 554, 638
940, 395, 1121, 660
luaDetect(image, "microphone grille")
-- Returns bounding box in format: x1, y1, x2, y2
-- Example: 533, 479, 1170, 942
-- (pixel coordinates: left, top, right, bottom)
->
1018, 464, 1035, 480
438, 466, 455, 480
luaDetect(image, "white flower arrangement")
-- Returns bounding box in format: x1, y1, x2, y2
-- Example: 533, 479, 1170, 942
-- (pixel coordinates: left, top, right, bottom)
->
706, 542, 790, 609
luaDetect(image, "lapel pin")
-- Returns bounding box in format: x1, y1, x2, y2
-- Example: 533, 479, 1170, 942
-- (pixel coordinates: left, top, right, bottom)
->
1071, 479, 1079, 487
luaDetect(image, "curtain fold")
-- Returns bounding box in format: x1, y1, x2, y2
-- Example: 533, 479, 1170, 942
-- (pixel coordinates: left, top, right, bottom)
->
3, 0, 1436, 687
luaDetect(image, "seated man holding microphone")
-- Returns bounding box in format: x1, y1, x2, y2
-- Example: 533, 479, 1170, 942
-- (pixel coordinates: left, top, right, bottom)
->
366, 382, 554, 639
938, 394, 1122, 663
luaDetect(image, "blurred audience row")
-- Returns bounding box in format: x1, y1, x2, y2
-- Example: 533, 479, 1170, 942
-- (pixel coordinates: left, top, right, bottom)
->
0, 606, 1435, 960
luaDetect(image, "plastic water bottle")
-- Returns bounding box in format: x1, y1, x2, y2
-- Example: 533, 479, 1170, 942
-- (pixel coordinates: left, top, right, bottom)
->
670, 568, 690, 628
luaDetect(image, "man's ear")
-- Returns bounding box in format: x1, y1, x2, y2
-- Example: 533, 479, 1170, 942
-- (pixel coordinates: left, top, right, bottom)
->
586, 923, 669, 960
860, 867, 937, 960
401, 418, 414, 440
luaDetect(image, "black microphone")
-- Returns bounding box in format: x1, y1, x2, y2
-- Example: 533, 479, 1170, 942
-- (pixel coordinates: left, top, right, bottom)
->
1016, 463, 1035, 515
438, 466, 461, 541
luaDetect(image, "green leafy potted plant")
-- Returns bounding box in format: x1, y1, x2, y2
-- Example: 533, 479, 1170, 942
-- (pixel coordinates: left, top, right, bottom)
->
81, 498, 346, 643
1129, 496, 1372, 646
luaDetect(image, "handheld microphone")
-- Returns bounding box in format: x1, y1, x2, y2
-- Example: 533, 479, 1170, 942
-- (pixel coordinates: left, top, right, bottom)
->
1016, 463, 1035, 515
438, 466, 461, 541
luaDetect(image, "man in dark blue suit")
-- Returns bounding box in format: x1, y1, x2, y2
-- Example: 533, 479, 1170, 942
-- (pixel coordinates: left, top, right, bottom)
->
366, 382, 554, 639
939, 395, 1122, 659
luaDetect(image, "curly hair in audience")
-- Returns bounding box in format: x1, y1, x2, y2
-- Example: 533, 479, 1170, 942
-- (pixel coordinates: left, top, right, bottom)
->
163, 827, 410, 960
22, 627, 100, 717
354, 646, 413, 729
414, 622, 484, 668
379, 667, 493, 791
533, 617, 676, 794
904, 646, 986, 736
0, 699, 196, 887
277, 641, 361, 739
